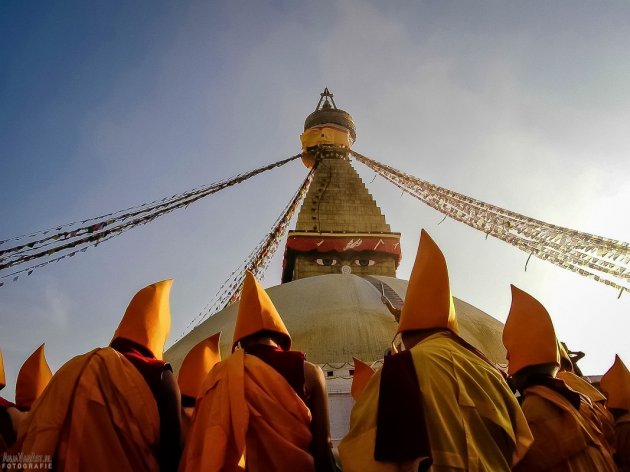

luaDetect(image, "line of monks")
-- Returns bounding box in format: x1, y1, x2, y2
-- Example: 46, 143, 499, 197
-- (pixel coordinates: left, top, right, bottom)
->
1, 229, 629, 471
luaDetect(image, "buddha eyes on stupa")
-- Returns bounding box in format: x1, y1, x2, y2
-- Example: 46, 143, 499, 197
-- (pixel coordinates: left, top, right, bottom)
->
315, 258, 376, 267
354, 259, 375, 267
316, 258, 338, 266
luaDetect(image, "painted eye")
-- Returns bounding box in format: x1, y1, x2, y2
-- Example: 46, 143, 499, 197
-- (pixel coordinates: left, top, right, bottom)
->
354, 259, 375, 267
316, 258, 338, 266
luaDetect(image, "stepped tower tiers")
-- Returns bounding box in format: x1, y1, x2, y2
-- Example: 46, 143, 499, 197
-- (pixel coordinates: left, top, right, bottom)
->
165, 89, 507, 444
282, 88, 402, 283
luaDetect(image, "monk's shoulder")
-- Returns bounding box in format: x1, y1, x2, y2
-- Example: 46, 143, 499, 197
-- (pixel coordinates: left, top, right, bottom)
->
304, 361, 325, 388
617, 419, 630, 435
520, 390, 584, 442
49, 348, 103, 381
617, 412, 630, 426
520, 391, 561, 424
304, 360, 322, 375
412, 334, 483, 373
196, 358, 231, 396
411, 333, 452, 360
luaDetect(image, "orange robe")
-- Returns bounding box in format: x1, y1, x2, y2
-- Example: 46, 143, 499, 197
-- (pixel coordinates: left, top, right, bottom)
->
616, 412, 630, 472
180, 348, 314, 472
556, 370, 616, 455
13, 348, 160, 471
339, 332, 533, 471
514, 384, 617, 472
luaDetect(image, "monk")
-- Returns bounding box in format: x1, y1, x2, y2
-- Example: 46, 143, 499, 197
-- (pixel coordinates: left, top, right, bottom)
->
600, 354, 630, 471
2, 342, 52, 458
14, 279, 182, 472
14, 343, 53, 411
180, 271, 336, 472
503, 285, 617, 471
177, 332, 221, 438
556, 340, 616, 456
0, 349, 21, 455
339, 229, 533, 472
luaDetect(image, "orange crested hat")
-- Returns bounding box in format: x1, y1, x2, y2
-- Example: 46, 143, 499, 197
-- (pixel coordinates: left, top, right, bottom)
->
0, 349, 6, 390
503, 285, 560, 376
112, 279, 173, 360
15, 343, 53, 410
178, 332, 222, 399
398, 229, 458, 334
351, 357, 375, 401
600, 355, 630, 412
232, 271, 291, 352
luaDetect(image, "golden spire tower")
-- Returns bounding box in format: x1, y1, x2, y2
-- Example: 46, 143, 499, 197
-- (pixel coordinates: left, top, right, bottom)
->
282, 89, 401, 282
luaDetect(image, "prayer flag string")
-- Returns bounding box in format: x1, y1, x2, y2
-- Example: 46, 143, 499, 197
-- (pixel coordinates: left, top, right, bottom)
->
0, 155, 301, 286
352, 150, 630, 294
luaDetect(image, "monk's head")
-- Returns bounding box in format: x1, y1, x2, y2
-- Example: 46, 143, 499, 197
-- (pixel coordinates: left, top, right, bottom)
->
397, 230, 458, 343
15, 343, 53, 411
600, 354, 630, 414
232, 272, 291, 352
238, 330, 285, 351
177, 332, 221, 409
510, 362, 559, 393
111, 280, 173, 360
502, 285, 559, 377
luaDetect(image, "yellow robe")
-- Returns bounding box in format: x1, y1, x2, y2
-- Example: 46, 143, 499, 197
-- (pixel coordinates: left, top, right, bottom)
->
339, 332, 533, 472
556, 370, 616, 455
14, 348, 160, 472
179, 348, 314, 472
514, 384, 617, 472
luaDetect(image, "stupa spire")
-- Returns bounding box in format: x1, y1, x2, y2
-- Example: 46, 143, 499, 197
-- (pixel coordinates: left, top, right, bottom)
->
282, 90, 401, 282
317, 87, 336, 109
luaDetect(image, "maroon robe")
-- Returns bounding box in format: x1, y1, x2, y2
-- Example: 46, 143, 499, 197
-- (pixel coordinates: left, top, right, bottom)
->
110, 338, 179, 472
1, 396, 17, 454
245, 344, 306, 401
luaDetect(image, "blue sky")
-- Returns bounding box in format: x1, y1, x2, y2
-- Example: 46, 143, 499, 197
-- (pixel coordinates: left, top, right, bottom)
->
1, 1, 629, 399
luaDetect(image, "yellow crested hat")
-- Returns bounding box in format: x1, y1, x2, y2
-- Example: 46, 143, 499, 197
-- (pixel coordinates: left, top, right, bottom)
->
398, 229, 458, 334
178, 332, 222, 399
351, 357, 375, 401
15, 343, 53, 410
503, 285, 560, 376
232, 271, 291, 351
0, 349, 6, 390
112, 279, 173, 360
600, 355, 630, 411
